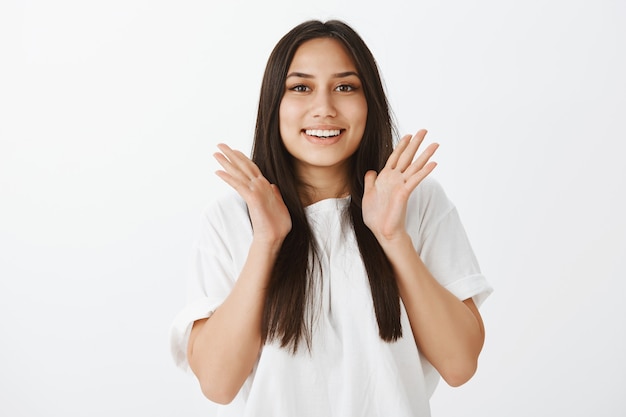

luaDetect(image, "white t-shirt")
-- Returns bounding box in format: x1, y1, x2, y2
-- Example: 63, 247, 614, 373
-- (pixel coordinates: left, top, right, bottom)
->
170, 177, 492, 417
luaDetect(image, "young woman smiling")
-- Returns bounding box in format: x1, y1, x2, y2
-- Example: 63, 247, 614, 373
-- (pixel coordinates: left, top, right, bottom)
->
170, 20, 492, 417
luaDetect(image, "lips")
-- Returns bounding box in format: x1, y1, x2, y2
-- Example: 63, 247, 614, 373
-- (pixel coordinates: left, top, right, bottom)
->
304, 129, 341, 138
301, 128, 345, 146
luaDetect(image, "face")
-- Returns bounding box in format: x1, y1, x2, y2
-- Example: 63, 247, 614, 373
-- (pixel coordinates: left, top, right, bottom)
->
279, 37, 368, 179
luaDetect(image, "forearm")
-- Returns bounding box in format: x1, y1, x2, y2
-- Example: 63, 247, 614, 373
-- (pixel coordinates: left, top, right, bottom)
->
187, 239, 281, 403
381, 233, 485, 387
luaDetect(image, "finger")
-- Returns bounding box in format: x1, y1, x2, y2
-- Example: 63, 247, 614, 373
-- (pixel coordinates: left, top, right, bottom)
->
216, 143, 262, 178
271, 184, 285, 202
216, 144, 261, 178
215, 168, 248, 194
213, 151, 235, 171
385, 134, 412, 169
404, 161, 438, 192
214, 148, 261, 193
215, 168, 274, 204
214, 152, 252, 185
403, 142, 439, 177
364, 170, 378, 194
396, 129, 427, 172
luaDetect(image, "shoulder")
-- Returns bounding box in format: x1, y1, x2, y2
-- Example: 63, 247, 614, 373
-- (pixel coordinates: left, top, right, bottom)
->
199, 191, 251, 237
407, 176, 455, 218
202, 191, 248, 217
405, 176, 458, 242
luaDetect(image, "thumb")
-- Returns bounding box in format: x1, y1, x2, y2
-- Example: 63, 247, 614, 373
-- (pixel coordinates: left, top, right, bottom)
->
364, 170, 377, 194
271, 184, 283, 199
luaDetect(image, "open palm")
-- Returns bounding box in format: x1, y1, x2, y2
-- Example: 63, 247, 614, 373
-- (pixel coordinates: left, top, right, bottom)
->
214, 143, 292, 244
362, 130, 439, 243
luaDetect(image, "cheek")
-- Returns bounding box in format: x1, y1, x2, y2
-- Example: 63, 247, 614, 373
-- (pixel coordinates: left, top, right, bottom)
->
351, 100, 368, 134
278, 100, 303, 151
360, 107, 368, 129
278, 99, 296, 132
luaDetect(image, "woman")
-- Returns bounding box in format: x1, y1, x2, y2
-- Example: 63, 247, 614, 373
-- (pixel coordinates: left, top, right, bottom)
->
170, 19, 492, 416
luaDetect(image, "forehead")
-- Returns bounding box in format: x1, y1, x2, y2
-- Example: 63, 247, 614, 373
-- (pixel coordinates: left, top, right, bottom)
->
288, 38, 357, 73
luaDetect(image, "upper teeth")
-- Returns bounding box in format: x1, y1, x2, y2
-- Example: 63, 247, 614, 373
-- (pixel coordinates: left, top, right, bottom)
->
306, 129, 341, 138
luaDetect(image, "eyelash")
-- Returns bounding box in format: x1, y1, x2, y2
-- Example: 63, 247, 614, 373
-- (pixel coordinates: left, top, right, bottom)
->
290, 84, 310, 92
335, 84, 356, 92
288, 84, 358, 93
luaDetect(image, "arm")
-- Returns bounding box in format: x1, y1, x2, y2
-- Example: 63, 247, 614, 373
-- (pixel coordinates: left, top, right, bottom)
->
363, 130, 485, 387
187, 144, 291, 404
377, 234, 484, 386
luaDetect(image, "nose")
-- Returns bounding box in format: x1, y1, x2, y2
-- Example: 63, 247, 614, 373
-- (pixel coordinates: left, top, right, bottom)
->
311, 90, 337, 118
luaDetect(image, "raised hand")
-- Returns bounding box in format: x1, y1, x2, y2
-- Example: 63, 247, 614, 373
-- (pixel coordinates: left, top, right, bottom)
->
214, 144, 292, 245
362, 129, 439, 243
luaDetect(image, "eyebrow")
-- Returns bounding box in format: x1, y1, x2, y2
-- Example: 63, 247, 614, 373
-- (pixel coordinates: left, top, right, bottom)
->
286, 71, 360, 79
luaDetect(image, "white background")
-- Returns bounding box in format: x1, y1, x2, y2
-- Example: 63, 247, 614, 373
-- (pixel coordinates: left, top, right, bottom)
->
1, 0, 624, 416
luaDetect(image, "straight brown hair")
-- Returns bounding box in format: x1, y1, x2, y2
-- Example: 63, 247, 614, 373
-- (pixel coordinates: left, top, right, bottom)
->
252, 20, 401, 353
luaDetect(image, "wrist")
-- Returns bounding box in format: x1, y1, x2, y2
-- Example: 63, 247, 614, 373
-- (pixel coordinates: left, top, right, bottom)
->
375, 231, 414, 254
250, 235, 285, 255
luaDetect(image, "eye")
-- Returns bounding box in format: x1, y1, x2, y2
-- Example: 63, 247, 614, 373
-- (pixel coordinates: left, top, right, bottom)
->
289, 84, 310, 92
335, 84, 356, 92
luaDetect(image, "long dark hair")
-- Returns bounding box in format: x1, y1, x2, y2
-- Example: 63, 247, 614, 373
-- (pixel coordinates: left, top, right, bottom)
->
252, 20, 401, 352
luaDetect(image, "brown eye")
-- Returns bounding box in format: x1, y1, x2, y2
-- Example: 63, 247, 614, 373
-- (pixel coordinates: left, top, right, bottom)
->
335, 84, 356, 92
290, 84, 310, 92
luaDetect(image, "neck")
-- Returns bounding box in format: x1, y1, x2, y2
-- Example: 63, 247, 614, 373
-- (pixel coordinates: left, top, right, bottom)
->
296, 164, 351, 206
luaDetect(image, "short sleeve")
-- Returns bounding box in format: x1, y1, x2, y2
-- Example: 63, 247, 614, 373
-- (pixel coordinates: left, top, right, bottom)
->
407, 178, 493, 307
169, 194, 253, 371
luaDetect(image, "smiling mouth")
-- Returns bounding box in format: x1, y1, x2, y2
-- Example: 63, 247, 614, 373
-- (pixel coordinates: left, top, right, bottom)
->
304, 129, 342, 138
